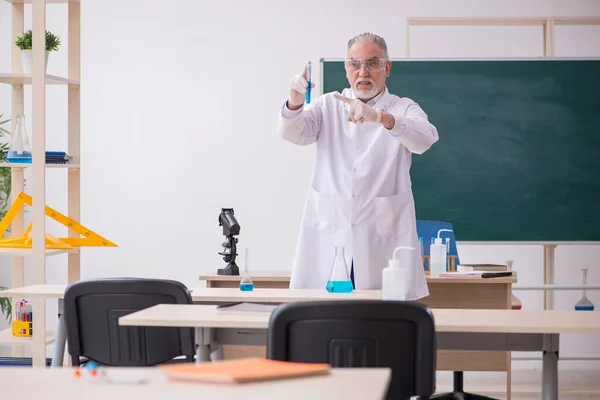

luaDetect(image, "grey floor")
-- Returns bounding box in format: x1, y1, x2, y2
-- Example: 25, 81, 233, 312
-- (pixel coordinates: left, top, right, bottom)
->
504, 396, 599, 399
428, 394, 600, 399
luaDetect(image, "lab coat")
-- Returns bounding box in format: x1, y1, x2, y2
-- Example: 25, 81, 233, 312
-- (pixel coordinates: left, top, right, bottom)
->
278, 87, 439, 300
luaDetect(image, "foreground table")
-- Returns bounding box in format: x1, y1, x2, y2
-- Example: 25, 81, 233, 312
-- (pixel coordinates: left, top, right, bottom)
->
120, 305, 600, 400
1, 366, 391, 400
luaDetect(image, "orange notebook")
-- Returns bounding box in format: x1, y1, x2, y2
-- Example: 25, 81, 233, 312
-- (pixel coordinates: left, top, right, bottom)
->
161, 358, 330, 384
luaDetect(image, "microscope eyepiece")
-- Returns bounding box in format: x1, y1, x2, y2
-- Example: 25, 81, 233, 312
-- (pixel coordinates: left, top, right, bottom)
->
219, 208, 240, 236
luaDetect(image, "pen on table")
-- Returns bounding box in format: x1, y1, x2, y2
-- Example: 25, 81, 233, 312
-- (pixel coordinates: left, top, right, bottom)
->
306, 61, 311, 104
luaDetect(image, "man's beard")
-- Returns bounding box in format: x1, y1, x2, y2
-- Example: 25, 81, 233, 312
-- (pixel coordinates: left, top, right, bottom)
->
353, 79, 378, 100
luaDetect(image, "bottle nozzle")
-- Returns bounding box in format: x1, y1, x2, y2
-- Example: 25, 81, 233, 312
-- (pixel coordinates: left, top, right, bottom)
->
437, 228, 453, 239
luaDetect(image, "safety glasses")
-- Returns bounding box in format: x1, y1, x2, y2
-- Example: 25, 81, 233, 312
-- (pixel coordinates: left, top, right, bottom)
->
344, 58, 389, 72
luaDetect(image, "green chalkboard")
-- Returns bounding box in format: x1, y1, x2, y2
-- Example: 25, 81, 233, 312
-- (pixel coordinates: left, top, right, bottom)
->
322, 59, 600, 242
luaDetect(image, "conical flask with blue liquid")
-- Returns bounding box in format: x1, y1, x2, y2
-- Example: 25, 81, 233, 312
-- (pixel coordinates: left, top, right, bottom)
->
7, 114, 32, 163
239, 248, 254, 291
574, 268, 594, 311
326, 245, 353, 293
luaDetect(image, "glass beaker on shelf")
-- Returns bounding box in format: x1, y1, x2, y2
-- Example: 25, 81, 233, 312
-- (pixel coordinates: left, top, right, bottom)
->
326, 245, 353, 293
7, 114, 32, 163
574, 268, 594, 311
239, 248, 254, 291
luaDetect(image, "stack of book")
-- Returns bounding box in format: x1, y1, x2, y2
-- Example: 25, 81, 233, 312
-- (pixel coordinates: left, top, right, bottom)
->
457, 263, 508, 272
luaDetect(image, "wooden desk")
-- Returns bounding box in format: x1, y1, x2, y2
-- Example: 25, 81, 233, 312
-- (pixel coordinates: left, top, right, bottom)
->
120, 305, 600, 400
199, 272, 517, 375
200, 270, 291, 289
2, 281, 516, 373
1, 366, 391, 400
2, 285, 383, 303
119, 304, 600, 334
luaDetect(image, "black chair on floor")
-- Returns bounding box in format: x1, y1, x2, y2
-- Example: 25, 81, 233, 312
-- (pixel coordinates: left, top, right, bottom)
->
267, 300, 436, 400
64, 278, 195, 366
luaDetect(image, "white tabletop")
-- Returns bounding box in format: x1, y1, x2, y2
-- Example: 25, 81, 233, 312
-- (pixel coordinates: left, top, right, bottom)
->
1, 366, 390, 400
190, 288, 384, 302
1, 284, 67, 298
199, 270, 516, 284
0, 284, 514, 303
119, 304, 600, 334
0, 285, 383, 302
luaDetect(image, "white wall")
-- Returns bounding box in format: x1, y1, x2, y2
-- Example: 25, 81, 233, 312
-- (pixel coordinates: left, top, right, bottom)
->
0, 0, 599, 385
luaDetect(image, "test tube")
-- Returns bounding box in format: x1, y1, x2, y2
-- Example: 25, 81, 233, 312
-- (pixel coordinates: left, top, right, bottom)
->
419, 237, 424, 268
446, 238, 451, 271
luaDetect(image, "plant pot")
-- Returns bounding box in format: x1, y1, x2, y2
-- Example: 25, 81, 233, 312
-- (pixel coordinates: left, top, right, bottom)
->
20, 50, 49, 74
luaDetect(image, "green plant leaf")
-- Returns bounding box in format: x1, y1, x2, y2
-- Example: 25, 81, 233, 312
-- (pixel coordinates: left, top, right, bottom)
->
0, 114, 10, 136
15, 29, 61, 52
0, 288, 12, 321
0, 114, 13, 320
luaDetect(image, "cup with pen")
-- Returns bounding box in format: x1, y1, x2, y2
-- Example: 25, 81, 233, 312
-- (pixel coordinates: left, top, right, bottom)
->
11, 299, 32, 337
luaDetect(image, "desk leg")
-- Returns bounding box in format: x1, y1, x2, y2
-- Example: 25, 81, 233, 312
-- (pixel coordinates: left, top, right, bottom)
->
195, 327, 212, 363
543, 244, 556, 310
194, 327, 224, 362
51, 299, 66, 367
542, 334, 559, 400
210, 343, 224, 361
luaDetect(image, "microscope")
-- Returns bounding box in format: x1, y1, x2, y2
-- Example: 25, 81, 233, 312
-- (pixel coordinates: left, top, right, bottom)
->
217, 207, 240, 276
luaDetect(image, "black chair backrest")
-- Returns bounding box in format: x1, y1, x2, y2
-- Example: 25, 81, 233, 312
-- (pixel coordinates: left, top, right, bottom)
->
267, 300, 436, 400
64, 278, 195, 366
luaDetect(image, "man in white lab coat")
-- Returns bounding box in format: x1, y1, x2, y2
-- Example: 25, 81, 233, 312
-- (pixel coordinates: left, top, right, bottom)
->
278, 32, 439, 300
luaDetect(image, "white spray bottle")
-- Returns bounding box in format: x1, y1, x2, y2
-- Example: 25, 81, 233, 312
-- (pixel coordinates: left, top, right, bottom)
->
382, 246, 414, 300
430, 229, 453, 277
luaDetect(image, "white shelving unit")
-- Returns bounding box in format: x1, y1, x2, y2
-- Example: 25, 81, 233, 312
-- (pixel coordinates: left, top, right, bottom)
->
0, 248, 71, 256
0, 73, 78, 85
1, 0, 80, 366
0, 163, 80, 168
0, 327, 56, 346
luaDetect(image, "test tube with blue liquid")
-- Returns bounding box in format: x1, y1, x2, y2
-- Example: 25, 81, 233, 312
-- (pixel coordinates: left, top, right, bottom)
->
239, 248, 254, 291
445, 237, 451, 271
305, 61, 311, 104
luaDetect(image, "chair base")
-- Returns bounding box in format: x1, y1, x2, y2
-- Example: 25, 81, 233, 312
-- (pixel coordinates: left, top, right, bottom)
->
430, 392, 498, 400
429, 371, 500, 400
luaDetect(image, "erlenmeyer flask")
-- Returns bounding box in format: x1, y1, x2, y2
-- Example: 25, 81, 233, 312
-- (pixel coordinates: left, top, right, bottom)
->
239, 248, 254, 291
326, 245, 353, 293
575, 268, 594, 311
7, 114, 32, 163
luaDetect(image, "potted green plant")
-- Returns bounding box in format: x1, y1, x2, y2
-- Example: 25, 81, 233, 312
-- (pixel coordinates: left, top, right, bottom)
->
0, 114, 11, 321
0, 113, 10, 180
15, 29, 61, 74
0, 288, 11, 321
